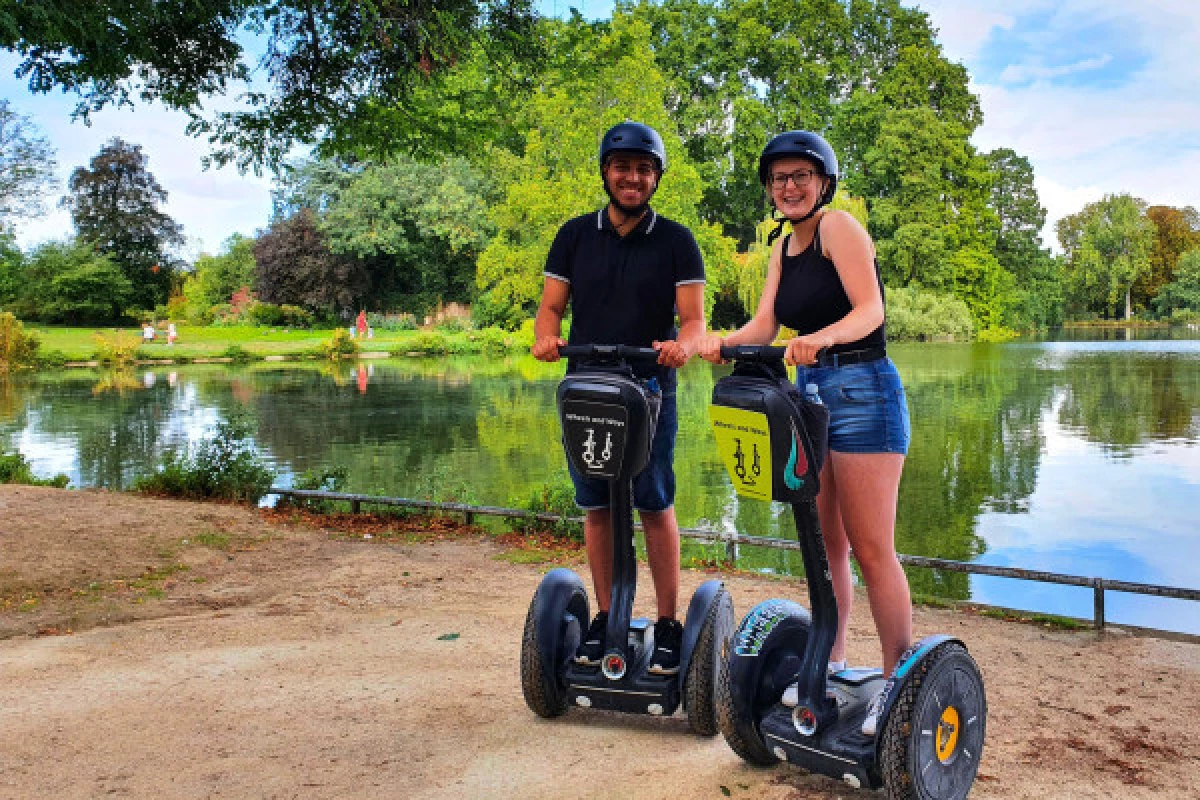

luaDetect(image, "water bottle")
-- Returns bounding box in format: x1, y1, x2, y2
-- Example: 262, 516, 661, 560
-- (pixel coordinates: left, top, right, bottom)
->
805, 382, 823, 406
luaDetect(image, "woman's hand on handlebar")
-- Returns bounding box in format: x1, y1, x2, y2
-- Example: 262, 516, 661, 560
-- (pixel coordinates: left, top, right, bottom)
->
784, 333, 835, 367
652, 339, 689, 369
532, 335, 566, 362
697, 334, 727, 364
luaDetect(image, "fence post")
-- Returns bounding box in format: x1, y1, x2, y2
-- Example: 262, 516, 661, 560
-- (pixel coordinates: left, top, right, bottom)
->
350, 499, 361, 514
464, 511, 475, 525
725, 531, 738, 564
1093, 577, 1105, 630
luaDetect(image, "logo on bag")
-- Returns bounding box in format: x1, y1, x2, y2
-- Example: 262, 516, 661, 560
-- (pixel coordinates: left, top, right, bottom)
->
784, 418, 808, 491
709, 406, 772, 501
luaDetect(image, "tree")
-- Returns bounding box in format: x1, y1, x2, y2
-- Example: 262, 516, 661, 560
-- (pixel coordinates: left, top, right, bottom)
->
1153, 249, 1200, 319
1136, 205, 1200, 309
5, 239, 133, 324
318, 156, 496, 314
0, 99, 57, 222
474, 12, 738, 329
61, 138, 184, 310
1057, 194, 1155, 319
185, 234, 258, 314
2, 1, 542, 171
253, 209, 367, 313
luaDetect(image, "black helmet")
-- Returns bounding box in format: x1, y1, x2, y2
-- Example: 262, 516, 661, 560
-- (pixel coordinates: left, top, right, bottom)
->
599, 121, 667, 174
758, 130, 839, 208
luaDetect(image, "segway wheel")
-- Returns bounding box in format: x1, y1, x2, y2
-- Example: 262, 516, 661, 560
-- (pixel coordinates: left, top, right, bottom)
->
684, 588, 734, 736
519, 582, 587, 718
880, 642, 987, 800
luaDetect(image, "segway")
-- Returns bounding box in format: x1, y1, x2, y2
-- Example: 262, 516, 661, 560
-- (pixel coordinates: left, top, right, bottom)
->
711, 346, 986, 798
520, 344, 735, 734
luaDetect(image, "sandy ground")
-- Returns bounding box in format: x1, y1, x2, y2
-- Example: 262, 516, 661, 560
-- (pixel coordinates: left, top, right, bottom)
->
1, 484, 1198, 799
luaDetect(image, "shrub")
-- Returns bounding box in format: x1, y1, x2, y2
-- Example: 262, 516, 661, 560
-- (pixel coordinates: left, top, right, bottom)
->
319, 328, 359, 360
0, 451, 70, 487
287, 465, 350, 512
885, 287, 975, 341
247, 300, 286, 327
368, 312, 417, 331
509, 479, 583, 544
219, 345, 256, 363
92, 329, 143, 365
405, 331, 450, 355
134, 417, 275, 502
0, 312, 40, 371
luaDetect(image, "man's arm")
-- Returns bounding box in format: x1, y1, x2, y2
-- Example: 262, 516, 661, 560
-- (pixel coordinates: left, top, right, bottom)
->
532, 276, 571, 361
654, 282, 706, 368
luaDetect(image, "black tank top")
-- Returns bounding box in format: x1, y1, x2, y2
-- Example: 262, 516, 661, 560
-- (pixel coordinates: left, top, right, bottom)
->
773, 220, 886, 353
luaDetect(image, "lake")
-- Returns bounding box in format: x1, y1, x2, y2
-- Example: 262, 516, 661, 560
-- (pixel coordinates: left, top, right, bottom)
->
3, 331, 1198, 635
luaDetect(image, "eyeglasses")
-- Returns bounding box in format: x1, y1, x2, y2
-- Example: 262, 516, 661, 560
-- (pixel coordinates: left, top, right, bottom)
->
769, 169, 818, 189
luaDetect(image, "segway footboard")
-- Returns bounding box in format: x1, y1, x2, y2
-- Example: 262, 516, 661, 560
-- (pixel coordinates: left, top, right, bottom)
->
717, 599, 812, 765
520, 568, 589, 718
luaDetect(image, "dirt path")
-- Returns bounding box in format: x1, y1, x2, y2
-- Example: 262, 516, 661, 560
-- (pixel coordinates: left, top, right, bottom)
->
1, 485, 1198, 799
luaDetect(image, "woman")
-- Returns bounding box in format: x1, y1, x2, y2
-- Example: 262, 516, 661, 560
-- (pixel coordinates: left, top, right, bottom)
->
698, 131, 911, 737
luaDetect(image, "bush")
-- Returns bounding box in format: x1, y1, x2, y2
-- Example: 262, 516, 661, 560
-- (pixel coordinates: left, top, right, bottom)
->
287, 465, 350, 512
404, 331, 450, 355
134, 417, 275, 502
92, 330, 143, 365
509, 479, 583, 544
219, 345, 256, 363
368, 312, 417, 331
886, 287, 975, 341
320, 328, 359, 360
0, 312, 41, 371
0, 451, 70, 487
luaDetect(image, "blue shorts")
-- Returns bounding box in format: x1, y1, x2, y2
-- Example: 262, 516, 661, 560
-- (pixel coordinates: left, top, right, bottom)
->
793, 358, 910, 455
568, 391, 677, 512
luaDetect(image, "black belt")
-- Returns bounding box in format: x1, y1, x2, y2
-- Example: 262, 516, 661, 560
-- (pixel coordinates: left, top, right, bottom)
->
817, 346, 887, 367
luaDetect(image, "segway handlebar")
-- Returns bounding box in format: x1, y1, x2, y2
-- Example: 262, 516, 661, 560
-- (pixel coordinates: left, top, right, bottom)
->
719, 344, 787, 362
558, 344, 663, 362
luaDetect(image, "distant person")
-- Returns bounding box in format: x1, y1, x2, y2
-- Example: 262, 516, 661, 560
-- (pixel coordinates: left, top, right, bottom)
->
698, 130, 911, 737
356, 310, 368, 339
142, 323, 155, 342
167, 323, 177, 345
531, 121, 706, 676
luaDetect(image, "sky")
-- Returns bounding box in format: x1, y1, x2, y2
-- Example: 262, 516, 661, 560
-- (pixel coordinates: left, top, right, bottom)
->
2, 0, 1198, 256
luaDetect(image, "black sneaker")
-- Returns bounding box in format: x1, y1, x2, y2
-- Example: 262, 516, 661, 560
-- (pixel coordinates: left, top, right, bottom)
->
575, 611, 608, 667
648, 617, 683, 676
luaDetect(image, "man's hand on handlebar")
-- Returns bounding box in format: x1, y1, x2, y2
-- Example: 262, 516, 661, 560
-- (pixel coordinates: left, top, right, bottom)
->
652, 339, 690, 369
532, 335, 566, 362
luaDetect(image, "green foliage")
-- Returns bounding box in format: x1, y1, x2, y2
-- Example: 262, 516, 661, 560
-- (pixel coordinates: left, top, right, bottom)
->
3, 2, 543, 172
884, 287, 974, 341
5, 239, 134, 324
1057, 194, 1156, 319
475, 12, 739, 328
183, 234, 256, 319
0, 451, 69, 487
289, 465, 351, 512
0, 311, 40, 370
1137, 206, 1200, 308
509, 478, 584, 544
134, 417, 275, 503
246, 301, 315, 328
63, 138, 183, 310
253, 208, 368, 313
219, 345, 256, 363
91, 330, 143, 366
320, 328, 360, 360
1153, 249, 1200, 317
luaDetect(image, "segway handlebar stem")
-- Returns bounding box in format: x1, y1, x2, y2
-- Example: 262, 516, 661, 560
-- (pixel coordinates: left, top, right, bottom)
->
559, 344, 662, 361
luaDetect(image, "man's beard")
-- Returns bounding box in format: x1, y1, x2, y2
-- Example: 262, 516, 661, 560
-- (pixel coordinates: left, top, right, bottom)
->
603, 180, 655, 217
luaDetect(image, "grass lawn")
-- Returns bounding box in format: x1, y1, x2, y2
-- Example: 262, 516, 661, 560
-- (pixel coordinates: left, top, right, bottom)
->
28, 324, 411, 361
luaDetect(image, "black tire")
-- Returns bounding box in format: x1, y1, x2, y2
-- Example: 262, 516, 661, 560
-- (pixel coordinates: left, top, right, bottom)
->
716, 600, 810, 766
880, 642, 987, 800
684, 588, 734, 736
519, 584, 586, 718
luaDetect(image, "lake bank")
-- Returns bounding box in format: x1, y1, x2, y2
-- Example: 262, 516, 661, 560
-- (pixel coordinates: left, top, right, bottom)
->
1, 484, 1197, 798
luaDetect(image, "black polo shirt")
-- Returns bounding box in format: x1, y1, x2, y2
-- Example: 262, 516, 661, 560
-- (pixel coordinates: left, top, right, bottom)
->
544, 207, 706, 391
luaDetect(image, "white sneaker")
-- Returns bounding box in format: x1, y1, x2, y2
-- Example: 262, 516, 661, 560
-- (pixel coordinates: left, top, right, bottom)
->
861, 689, 886, 737
781, 661, 848, 707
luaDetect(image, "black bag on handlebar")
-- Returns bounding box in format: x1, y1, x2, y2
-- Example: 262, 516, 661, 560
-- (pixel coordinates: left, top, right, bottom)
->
710, 358, 829, 503
557, 363, 660, 482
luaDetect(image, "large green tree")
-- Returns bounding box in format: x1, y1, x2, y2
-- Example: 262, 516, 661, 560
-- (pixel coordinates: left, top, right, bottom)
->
1153, 249, 1200, 319
1135, 205, 1200, 310
61, 138, 184, 310
0, 98, 56, 222
3, 239, 133, 324
185, 233, 258, 314
474, 12, 737, 329
1, 1, 542, 170
1056, 194, 1155, 319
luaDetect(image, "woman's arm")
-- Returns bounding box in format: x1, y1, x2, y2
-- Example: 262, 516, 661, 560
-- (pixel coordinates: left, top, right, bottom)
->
699, 238, 783, 360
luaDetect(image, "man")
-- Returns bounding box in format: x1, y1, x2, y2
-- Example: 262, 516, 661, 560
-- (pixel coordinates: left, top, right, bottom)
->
531, 121, 706, 676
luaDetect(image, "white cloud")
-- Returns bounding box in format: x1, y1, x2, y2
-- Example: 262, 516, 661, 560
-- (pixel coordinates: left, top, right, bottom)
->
997, 54, 1112, 84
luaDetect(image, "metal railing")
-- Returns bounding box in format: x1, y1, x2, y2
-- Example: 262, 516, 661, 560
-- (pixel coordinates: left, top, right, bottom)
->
267, 488, 1200, 632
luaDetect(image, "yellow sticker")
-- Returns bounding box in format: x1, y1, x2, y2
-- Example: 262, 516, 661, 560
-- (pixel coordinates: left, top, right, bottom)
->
709, 405, 773, 500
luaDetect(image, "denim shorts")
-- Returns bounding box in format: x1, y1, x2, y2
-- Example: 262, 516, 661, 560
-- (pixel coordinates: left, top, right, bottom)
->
568, 391, 677, 512
793, 357, 910, 455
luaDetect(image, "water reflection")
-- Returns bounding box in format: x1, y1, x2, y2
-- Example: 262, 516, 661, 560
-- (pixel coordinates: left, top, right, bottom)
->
1, 336, 1198, 633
